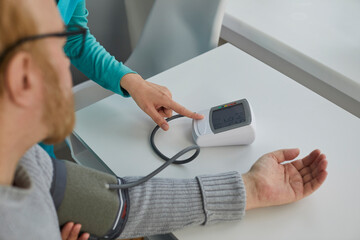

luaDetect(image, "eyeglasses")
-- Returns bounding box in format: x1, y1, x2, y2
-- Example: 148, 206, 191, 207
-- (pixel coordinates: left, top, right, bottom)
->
0, 25, 87, 65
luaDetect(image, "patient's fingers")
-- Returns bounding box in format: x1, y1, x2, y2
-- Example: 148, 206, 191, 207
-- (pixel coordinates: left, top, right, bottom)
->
79, 233, 90, 240
302, 149, 321, 167
299, 154, 326, 177
292, 149, 321, 171
303, 159, 328, 197
68, 224, 82, 240
303, 169, 328, 197
310, 153, 326, 171
303, 159, 328, 184
61, 222, 74, 240
61, 222, 89, 240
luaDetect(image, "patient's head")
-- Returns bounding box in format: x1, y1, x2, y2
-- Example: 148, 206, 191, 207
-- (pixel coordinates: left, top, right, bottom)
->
0, 0, 74, 144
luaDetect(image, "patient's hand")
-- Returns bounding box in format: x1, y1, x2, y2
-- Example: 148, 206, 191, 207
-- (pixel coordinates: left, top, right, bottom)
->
61, 222, 89, 240
242, 149, 328, 210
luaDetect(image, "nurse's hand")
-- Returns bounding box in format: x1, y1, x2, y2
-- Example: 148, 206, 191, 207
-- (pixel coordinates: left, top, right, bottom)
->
61, 222, 89, 240
120, 73, 204, 131
242, 149, 328, 210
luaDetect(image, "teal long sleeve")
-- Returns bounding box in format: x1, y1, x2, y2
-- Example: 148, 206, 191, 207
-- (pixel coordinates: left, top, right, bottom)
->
64, 0, 136, 96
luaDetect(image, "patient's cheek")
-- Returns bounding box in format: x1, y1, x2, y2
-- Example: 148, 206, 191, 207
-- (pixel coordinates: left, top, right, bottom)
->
59, 66, 72, 96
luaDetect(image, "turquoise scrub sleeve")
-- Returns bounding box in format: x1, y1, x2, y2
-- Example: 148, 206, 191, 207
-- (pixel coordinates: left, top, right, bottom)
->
64, 0, 136, 97
57, 0, 82, 24
38, 143, 56, 159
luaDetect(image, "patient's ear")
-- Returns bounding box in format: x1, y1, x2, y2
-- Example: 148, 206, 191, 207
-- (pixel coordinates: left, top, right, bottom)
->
4, 52, 43, 107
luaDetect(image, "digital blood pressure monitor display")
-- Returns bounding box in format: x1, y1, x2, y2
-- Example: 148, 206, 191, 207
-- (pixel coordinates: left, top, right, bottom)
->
211, 102, 248, 131
192, 99, 255, 147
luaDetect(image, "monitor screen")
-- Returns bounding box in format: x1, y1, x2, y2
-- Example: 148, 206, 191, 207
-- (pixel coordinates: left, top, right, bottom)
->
212, 103, 246, 130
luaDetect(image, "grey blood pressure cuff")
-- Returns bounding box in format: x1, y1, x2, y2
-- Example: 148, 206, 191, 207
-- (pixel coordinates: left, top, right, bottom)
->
50, 159, 129, 240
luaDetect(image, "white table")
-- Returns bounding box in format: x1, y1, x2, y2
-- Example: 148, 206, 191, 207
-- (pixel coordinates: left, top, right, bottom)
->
74, 44, 360, 240
221, 0, 360, 118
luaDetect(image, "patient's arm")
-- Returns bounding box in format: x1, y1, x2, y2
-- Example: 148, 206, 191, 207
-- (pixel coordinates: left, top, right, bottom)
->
51, 149, 327, 240
51, 160, 245, 239
119, 149, 328, 239
119, 172, 245, 239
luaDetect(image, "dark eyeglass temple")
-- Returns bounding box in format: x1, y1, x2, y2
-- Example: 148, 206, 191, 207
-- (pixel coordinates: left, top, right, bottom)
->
0, 25, 87, 63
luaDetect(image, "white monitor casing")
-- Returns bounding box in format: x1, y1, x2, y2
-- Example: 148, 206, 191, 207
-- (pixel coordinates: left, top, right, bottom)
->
192, 99, 256, 147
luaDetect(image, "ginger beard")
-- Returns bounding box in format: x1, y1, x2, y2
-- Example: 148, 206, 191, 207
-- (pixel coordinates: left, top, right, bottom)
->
40, 56, 75, 144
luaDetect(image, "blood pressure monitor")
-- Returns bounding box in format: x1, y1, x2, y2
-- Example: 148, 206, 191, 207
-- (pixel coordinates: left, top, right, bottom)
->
122, 99, 256, 187
192, 99, 255, 147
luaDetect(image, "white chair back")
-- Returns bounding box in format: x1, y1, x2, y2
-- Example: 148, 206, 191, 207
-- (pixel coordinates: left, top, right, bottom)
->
125, 0, 226, 79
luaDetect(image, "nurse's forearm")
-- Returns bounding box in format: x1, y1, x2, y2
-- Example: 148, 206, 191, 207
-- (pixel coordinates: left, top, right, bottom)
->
119, 73, 144, 96
119, 172, 246, 239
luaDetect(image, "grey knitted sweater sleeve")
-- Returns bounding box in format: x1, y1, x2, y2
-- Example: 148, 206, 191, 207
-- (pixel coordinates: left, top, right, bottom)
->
120, 172, 246, 239
0, 146, 246, 240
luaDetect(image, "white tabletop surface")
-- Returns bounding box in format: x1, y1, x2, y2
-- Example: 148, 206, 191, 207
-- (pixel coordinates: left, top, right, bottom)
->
223, 0, 360, 103
74, 44, 360, 240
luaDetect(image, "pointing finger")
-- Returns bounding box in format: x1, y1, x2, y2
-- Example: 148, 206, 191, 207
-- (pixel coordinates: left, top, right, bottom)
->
168, 100, 204, 120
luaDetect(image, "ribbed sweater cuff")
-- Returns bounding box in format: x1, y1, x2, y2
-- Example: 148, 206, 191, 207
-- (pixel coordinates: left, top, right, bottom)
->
196, 171, 246, 225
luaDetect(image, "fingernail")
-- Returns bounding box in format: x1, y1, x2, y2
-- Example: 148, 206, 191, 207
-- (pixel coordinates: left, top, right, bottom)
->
161, 123, 169, 131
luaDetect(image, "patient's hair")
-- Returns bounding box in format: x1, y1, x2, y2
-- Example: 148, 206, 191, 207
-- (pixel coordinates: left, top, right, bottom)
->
0, 0, 40, 95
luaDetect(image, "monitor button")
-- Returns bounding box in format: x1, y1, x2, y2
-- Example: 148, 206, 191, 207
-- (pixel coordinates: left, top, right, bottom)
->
197, 119, 207, 135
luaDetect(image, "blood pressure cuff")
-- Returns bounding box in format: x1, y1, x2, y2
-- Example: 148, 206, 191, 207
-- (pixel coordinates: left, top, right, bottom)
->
50, 159, 129, 240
